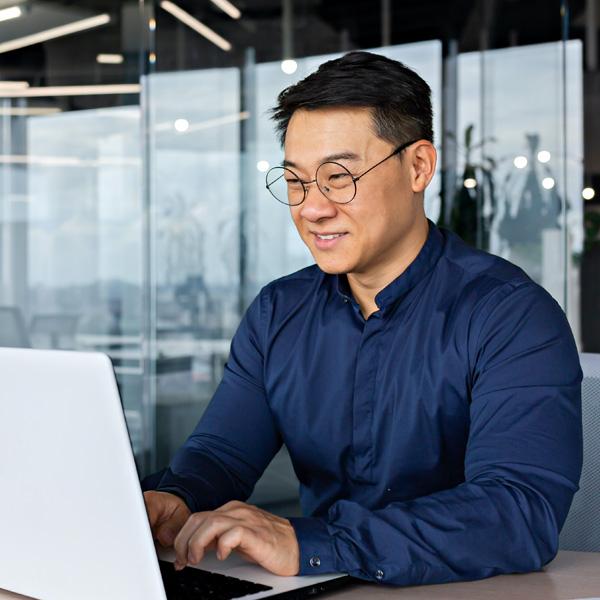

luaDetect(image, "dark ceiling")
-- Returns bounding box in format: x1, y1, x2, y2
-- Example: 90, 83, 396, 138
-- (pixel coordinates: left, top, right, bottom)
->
0, 0, 589, 98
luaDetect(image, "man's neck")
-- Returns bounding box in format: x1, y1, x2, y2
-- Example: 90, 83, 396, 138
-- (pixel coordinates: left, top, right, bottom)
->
347, 217, 430, 320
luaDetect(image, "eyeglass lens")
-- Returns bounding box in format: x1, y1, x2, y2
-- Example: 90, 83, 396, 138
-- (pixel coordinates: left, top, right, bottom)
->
266, 162, 356, 206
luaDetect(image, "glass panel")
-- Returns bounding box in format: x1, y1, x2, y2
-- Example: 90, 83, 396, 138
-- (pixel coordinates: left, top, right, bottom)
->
0, 2, 148, 468
145, 67, 242, 469
455, 40, 584, 345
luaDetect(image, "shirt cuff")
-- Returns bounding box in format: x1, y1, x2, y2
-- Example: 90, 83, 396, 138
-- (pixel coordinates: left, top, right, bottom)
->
288, 516, 339, 575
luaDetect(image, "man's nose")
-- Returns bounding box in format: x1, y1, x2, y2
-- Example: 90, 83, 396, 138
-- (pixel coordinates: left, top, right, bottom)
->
298, 182, 337, 221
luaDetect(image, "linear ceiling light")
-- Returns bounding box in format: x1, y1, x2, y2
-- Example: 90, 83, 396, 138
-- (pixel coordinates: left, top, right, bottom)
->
0, 13, 111, 54
97, 53, 124, 64
0, 84, 140, 97
0, 154, 141, 167
0, 80, 29, 90
0, 5, 22, 23
0, 107, 61, 116
210, 0, 241, 19
160, 1, 231, 51
154, 111, 249, 133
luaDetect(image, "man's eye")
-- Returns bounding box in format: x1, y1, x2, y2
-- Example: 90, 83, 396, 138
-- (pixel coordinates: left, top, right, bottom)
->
285, 178, 303, 186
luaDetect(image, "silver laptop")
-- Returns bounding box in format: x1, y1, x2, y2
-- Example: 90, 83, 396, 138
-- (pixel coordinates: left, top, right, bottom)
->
0, 347, 350, 600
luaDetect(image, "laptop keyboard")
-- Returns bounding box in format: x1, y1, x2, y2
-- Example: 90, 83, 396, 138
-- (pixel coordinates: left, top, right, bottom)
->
159, 560, 273, 600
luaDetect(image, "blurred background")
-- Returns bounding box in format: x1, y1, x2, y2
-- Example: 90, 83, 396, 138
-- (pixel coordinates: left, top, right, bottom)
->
0, 0, 599, 514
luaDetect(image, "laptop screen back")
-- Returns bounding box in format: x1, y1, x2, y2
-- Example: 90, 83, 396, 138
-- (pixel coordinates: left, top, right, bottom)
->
0, 348, 166, 600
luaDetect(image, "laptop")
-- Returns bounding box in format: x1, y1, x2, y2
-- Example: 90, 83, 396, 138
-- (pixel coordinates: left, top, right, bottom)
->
0, 347, 351, 600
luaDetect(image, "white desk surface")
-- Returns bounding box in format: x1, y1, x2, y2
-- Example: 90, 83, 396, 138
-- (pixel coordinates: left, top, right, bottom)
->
0, 550, 598, 600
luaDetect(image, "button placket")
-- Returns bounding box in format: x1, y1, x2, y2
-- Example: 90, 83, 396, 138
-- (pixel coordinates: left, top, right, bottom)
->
351, 317, 383, 482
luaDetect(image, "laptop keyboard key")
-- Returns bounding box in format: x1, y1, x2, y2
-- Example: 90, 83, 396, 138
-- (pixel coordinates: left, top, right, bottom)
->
159, 560, 273, 600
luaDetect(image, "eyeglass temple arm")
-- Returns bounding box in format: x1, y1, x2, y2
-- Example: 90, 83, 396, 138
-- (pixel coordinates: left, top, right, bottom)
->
352, 139, 419, 182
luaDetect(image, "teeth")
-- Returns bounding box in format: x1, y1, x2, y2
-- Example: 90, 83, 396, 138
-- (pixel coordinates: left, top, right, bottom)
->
317, 233, 343, 240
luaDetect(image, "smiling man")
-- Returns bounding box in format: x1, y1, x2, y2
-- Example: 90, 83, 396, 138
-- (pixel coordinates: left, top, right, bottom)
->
143, 51, 582, 586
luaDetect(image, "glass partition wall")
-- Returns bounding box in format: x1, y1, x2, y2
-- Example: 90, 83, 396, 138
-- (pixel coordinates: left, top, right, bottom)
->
0, 0, 588, 510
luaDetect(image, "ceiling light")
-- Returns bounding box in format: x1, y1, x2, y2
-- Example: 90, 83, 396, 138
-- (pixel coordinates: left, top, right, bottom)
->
281, 59, 298, 74
0, 84, 140, 97
149, 18, 156, 31
464, 178, 477, 189
542, 177, 555, 190
97, 54, 124, 64
210, 0, 241, 19
0, 154, 140, 167
154, 111, 249, 133
0, 80, 29, 90
537, 150, 551, 163
0, 5, 22, 23
0, 107, 61, 116
174, 118, 189, 132
582, 187, 596, 201
160, 1, 232, 52
513, 155, 527, 169
0, 14, 110, 54
256, 160, 270, 172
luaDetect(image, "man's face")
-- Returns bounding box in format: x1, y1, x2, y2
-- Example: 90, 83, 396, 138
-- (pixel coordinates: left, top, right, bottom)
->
284, 107, 425, 277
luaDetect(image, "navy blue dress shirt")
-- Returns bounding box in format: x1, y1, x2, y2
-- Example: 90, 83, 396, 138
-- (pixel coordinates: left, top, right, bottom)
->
153, 219, 583, 586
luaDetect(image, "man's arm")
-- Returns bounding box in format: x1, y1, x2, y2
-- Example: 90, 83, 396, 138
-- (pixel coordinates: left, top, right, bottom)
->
289, 282, 583, 585
144, 289, 301, 575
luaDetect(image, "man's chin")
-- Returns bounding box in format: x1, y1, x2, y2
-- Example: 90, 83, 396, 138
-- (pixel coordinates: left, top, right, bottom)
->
313, 258, 352, 275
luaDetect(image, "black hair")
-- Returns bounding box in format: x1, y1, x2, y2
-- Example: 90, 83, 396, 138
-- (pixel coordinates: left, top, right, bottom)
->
270, 51, 433, 147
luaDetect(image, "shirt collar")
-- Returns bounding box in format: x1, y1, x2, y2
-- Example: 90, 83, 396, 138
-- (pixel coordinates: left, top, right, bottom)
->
335, 218, 445, 313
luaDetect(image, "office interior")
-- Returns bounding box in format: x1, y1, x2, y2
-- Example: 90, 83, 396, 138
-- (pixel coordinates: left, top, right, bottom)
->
0, 0, 599, 523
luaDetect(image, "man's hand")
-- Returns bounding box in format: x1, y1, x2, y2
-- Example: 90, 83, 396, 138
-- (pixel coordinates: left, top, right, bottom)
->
173, 500, 300, 577
144, 490, 191, 547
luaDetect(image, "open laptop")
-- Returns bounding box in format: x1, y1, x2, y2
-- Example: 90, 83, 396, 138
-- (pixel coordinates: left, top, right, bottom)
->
0, 347, 351, 600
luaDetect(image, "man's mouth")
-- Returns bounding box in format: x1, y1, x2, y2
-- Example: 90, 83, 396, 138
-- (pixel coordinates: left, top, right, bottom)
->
311, 231, 349, 249
315, 233, 346, 240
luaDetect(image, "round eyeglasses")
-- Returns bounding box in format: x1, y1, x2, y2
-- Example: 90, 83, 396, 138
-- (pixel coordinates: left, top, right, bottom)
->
265, 139, 418, 206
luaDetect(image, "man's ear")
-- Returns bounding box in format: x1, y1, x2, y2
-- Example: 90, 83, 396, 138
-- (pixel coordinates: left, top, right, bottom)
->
409, 141, 437, 193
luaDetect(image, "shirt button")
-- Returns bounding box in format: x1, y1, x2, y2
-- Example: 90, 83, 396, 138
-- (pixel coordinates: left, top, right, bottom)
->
375, 569, 384, 581
309, 556, 321, 568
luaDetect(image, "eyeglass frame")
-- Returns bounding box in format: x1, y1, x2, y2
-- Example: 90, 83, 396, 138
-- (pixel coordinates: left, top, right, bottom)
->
265, 138, 420, 206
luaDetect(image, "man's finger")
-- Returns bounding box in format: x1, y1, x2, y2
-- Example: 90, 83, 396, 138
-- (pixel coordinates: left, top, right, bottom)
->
186, 517, 246, 565
173, 512, 210, 568
157, 502, 193, 546
216, 525, 258, 562
155, 523, 180, 547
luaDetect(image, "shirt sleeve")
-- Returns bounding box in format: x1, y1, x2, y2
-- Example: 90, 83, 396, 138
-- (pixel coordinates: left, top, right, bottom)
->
290, 282, 583, 585
151, 288, 283, 513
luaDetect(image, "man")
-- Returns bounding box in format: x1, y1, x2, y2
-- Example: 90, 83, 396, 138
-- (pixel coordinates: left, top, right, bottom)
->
143, 51, 582, 586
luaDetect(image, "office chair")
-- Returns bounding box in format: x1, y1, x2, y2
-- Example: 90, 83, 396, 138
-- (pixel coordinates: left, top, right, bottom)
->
559, 353, 600, 552
0, 306, 30, 348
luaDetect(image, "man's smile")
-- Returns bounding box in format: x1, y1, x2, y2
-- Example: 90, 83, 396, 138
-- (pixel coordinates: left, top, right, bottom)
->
311, 231, 349, 249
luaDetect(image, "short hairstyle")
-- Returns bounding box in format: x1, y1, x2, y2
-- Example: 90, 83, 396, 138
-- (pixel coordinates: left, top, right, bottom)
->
270, 51, 433, 147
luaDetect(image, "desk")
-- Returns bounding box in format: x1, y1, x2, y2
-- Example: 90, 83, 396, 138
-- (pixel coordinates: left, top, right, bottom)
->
0, 551, 598, 599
